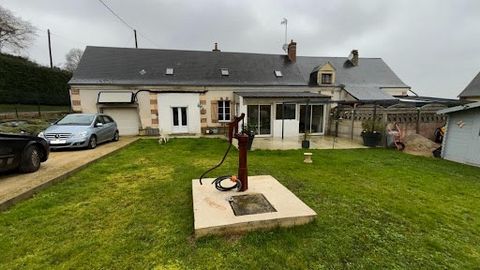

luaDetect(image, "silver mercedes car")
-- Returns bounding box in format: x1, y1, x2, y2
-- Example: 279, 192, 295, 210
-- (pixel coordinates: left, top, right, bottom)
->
38, 113, 119, 149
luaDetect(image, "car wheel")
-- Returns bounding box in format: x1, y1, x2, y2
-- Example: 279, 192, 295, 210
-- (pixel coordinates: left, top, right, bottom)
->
88, 136, 97, 149
112, 131, 119, 142
19, 145, 41, 173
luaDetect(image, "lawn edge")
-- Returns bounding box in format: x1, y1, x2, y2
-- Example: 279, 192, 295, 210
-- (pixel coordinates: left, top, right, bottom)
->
0, 137, 139, 212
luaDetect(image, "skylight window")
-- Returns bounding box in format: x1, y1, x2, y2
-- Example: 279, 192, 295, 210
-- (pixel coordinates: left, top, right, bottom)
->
166, 68, 174, 75
220, 68, 229, 76
139, 69, 147, 75
274, 70, 283, 77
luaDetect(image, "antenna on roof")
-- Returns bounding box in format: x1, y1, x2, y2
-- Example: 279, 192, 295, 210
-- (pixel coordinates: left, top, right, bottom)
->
281, 18, 288, 52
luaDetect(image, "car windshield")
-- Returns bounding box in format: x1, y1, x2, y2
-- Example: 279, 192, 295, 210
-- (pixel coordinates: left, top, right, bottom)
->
56, 115, 95, 126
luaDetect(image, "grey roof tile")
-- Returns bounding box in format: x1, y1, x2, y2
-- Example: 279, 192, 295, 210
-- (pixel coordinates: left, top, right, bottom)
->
343, 85, 397, 101
458, 72, 480, 97
70, 46, 410, 97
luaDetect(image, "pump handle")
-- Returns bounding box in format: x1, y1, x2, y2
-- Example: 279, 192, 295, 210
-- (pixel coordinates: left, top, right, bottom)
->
228, 113, 245, 143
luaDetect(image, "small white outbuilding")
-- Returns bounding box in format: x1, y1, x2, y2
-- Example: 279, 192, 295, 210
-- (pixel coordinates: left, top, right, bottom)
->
437, 102, 480, 167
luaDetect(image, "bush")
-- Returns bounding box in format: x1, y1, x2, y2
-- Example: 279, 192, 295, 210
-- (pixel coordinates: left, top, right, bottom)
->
0, 53, 72, 105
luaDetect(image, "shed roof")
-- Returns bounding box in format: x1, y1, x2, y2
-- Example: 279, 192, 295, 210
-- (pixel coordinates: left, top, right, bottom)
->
458, 72, 480, 98
437, 101, 480, 114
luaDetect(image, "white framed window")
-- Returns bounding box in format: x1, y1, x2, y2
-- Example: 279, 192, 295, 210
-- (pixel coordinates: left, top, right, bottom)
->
218, 100, 231, 122
321, 73, 333, 84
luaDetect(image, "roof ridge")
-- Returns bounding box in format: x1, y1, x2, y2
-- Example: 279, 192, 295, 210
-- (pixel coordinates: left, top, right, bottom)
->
84, 46, 383, 59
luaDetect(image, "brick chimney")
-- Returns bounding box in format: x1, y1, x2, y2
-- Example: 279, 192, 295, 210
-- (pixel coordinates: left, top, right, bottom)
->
349, 49, 359, 66
287, 40, 297, 62
212, 42, 221, 52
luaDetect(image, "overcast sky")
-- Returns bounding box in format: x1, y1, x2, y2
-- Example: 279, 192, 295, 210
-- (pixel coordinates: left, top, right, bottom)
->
1, 0, 479, 98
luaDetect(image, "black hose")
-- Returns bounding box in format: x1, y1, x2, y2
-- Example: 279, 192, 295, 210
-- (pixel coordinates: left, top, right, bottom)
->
198, 143, 232, 185
211, 175, 242, 191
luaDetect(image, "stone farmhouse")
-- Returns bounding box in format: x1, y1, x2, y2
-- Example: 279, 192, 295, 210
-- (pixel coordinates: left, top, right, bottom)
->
69, 41, 410, 136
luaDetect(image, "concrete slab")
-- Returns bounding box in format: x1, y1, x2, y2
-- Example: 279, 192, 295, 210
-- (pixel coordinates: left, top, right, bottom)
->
0, 136, 138, 211
192, 175, 317, 238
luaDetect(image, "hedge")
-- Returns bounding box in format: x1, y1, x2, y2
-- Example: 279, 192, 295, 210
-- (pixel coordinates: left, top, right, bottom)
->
0, 53, 72, 105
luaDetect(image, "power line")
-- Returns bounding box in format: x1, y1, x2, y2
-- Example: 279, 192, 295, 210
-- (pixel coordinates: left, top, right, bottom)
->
97, 0, 135, 30
96, 0, 161, 48
136, 31, 162, 48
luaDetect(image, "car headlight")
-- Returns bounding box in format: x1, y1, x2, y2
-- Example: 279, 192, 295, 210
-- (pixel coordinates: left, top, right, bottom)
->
37, 131, 45, 138
78, 131, 89, 138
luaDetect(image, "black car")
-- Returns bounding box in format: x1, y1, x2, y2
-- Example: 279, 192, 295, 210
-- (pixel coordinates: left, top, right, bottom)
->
0, 133, 50, 173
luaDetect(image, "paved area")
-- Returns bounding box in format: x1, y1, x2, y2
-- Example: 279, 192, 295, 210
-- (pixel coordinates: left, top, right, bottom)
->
250, 136, 366, 150
0, 137, 138, 211
192, 175, 317, 238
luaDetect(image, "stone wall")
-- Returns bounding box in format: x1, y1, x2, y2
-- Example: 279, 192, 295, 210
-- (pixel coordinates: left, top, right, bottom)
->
328, 103, 447, 143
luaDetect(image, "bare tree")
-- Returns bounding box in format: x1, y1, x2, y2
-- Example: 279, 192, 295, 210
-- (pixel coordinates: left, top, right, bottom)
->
64, 48, 83, 72
0, 6, 36, 53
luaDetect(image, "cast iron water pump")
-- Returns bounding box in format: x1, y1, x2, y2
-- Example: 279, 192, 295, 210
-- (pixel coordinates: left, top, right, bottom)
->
198, 113, 249, 192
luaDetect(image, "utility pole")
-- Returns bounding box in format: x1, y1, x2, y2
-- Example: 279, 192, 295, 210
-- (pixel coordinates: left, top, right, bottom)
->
134, 29, 138, 48
47, 29, 53, 68
281, 18, 288, 52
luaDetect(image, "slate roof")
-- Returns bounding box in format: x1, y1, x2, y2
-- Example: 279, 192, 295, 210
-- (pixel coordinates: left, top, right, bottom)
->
70, 46, 409, 101
343, 85, 397, 101
458, 72, 480, 98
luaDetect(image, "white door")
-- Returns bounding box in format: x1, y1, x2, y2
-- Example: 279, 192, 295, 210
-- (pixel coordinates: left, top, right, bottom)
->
172, 107, 188, 133
102, 108, 140, 135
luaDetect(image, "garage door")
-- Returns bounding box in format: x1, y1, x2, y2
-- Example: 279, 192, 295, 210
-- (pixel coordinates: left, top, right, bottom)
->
102, 108, 140, 135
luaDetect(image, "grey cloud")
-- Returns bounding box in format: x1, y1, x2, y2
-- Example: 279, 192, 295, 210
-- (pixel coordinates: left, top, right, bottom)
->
0, 0, 479, 98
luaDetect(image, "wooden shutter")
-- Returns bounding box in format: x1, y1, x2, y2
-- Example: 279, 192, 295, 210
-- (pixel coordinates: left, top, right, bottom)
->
211, 100, 218, 123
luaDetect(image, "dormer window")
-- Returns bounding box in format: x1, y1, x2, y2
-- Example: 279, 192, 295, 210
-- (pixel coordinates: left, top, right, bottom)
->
220, 68, 229, 76
274, 70, 283, 77
321, 73, 333, 84
166, 68, 174, 75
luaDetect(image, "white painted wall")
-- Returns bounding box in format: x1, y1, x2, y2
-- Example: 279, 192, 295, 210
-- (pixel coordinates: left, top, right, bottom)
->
442, 109, 480, 167
157, 93, 201, 134
77, 88, 151, 129
273, 120, 299, 137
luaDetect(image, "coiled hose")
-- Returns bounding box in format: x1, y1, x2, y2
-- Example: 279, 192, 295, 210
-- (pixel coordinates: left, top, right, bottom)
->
198, 143, 242, 191
198, 143, 232, 185
211, 175, 242, 191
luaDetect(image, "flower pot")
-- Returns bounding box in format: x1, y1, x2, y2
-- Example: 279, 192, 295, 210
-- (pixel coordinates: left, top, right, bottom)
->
301, 140, 310, 149
362, 132, 381, 147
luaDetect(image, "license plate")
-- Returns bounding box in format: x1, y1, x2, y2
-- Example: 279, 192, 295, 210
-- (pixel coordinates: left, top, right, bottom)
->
50, 139, 66, 144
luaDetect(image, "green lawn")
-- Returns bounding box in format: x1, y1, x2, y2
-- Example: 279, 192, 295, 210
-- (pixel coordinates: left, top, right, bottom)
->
1, 139, 480, 269
0, 104, 70, 113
